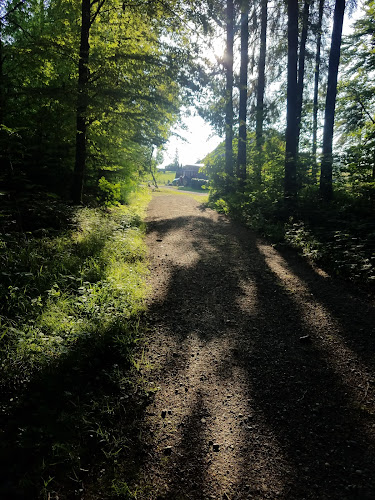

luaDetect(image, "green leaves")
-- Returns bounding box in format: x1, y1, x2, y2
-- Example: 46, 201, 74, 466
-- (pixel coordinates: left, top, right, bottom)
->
1, 0, 202, 201
0, 190, 151, 390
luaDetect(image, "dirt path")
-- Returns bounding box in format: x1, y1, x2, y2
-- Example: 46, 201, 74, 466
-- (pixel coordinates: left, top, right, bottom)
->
135, 192, 375, 499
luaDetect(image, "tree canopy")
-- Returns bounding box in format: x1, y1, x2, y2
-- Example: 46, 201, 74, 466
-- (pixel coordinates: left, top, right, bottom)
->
0, 0, 207, 203
1, 0, 374, 216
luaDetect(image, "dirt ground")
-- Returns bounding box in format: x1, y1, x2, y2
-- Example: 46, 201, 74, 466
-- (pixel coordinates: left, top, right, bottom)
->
134, 192, 375, 499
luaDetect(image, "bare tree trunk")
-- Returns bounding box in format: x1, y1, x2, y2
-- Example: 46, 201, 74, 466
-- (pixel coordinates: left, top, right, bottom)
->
225, 0, 234, 190
149, 147, 158, 189
237, 0, 249, 188
0, 20, 4, 130
72, 0, 91, 204
284, 0, 299, 205
320, 0, 345, 201
0, 19, 6, 175
312, 0, 324, 181
296, 0, 311, 152
255, 0, 267, 184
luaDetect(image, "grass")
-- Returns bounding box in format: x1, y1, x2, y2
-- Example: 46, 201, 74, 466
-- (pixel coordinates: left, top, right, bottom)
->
0, 189, 152, 499
177, 185, 208, 193
144, 170, 176, 185
155, 186, 209, 203
157, 170, 177, 184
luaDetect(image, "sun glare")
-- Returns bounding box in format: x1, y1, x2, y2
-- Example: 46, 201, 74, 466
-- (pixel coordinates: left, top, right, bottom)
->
161, 112, 222, 168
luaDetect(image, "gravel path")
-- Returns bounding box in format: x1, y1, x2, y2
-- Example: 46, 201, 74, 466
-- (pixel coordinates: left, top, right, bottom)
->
135, 192, 375, 499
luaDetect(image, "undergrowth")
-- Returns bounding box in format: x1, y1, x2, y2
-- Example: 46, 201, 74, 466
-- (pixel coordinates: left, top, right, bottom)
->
208, 186, 375, 286
0, 189, 152, 499
284, 188, 375, 284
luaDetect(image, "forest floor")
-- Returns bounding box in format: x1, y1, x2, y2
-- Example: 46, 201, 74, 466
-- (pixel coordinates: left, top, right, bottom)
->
131, 191, 375, 499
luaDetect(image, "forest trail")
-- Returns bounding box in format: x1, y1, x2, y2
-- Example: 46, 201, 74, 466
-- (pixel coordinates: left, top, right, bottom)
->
135, 192, 375, 499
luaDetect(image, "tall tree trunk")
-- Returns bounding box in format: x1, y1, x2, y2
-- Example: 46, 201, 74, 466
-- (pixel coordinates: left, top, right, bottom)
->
320, 0, 345, 201
39, 0, 45, 32
0, 2, 24, 130
312, 0, 324, 180
237, 0, 249, 188
72, 0, 91, 205
296, 0, 311, 153
0, 19, 6, 175
284, 0, 299, 204
0, 20, 4, 129
255, 0, 267, 184
0, 3, 24, 174
225, 0, 234, 190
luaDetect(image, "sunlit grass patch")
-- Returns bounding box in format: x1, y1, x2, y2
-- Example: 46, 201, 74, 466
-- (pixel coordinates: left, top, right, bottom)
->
153, 170, 176, 184
1, 193, 150, 371
0, 188, 152, 497
155, 187, 209, 203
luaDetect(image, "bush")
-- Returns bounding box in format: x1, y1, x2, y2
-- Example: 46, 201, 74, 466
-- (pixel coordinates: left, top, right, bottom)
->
191, 178, 209, 190
97, 177, 121, 206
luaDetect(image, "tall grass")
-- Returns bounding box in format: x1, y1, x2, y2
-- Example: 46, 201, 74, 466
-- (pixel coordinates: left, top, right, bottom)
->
0, 189, 151, 498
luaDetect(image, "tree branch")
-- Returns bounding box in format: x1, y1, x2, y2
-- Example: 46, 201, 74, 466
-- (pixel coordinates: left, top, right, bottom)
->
0, 1, 25, 21
357, 97, 375, 125
90, 0, 106, 26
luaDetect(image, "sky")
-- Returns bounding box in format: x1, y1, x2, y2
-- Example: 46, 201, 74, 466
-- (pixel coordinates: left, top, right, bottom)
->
160, 112, 222, 168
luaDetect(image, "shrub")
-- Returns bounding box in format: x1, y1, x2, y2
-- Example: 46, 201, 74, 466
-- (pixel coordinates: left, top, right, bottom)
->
191, 178, 209, 190
97, 177, 122, 206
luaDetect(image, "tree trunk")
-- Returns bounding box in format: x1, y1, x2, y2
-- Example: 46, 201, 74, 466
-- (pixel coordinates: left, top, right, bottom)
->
320, 0, 345, 201
255, 0, 267, 184
284, 0, 299, 204
72, 0, 91, 205
0, 2, 24, 130
237, 0, 249, 188
39, 0, 45, 32
149, 147, 159, 189
0, 18, 4, 129
312, 0, 324, 181
0, 19, 6, 175
225, 0, 234, 189
296, 0, 311, 153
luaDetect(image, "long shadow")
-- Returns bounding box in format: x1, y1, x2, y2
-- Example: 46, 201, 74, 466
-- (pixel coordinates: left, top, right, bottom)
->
0, 321, 149, 499
238, 247, 375, 499
146, 214, 256, 337
144, 211, 375, 499
162, 393, 210, 499
276, 245, 375, 371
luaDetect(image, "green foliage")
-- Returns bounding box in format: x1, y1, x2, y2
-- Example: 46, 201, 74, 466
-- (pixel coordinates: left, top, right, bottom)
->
0, 189, 151, 497
205, 128, 375, 284
204, 129, 285, 229
204, 130, 285, 198
97, 177, 121, 206
336, 1, 375, 189
0, 192, 150, 375
191, 177, 209, 190
285, 220, 324, 260
211, 198, 229, 214
0, 0, 203, 201
284, 185, 375, 283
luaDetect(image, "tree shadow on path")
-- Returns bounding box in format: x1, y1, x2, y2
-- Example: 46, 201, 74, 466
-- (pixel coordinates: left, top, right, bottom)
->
142, 202, 375, 499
